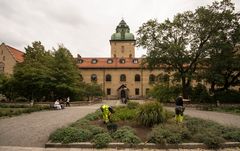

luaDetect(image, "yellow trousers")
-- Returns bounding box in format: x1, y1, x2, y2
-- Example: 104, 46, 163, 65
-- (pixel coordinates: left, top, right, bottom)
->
175, 114, 183, 123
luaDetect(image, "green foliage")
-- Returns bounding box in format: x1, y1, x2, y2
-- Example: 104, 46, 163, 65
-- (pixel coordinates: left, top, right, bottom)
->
137, 102, 166, 127
49, 127, 92, 144
223, 130, 240, 142
193, 132, 224, 149
137, 0, 240, 98
84, 110, 102, 121
214, 90, 240, 103
190, 83, 211, 103
82, 83, 104, 101
70, 119, 90, 128
111, 106, 138, 122
149, 84, 181, 102
127, 101, 140, 109
112, 126, 141, 145
86, 125, 106, 135
0, 104, 50, 117
148, 124, 189, 144
91, 133, 112, 148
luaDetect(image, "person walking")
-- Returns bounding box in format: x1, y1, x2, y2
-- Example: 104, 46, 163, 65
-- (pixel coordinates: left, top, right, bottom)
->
100, 104, 114, 124
66, 97, 70, 107
175, 96, 184, 123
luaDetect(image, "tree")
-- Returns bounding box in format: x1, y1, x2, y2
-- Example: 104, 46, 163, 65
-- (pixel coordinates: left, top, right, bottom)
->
137, 0, 239, 98
201, 1, 240, 92
13, 41, 54, 101
51, 45, 82, 99
83, 83, 104, 101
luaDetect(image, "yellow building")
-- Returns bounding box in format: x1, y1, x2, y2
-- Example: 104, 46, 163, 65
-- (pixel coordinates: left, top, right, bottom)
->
77, 20, 166, 99
0, 43, 24, 75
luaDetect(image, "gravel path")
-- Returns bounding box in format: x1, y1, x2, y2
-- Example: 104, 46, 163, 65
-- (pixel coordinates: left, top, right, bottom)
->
165, 107, 240, 128
0, 101, 118, 147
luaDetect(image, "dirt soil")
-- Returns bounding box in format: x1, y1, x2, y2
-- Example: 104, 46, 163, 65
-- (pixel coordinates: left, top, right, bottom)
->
90, 120, 151, 142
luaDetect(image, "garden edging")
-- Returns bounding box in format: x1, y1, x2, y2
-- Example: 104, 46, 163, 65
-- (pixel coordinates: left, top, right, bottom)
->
45, 141, 240, 149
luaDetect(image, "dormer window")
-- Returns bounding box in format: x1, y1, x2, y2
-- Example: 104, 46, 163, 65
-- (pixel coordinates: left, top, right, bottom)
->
78, 59, 84, 64
91, 59, 98, 64
132, 59, 138, 64
107, 59, 113, 64
119, 58, 125, 64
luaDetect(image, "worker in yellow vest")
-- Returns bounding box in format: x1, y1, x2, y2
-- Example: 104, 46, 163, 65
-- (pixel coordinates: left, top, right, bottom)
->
100, 104, 114, 124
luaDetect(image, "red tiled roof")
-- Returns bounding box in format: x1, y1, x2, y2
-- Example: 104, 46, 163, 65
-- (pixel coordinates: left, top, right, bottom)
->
6, 45, 24, 62
77, 58, 143, 69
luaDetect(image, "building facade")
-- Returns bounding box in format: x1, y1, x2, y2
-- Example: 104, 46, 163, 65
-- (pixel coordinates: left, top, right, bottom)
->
77, 20, 166, 99
0, 43, 24, 75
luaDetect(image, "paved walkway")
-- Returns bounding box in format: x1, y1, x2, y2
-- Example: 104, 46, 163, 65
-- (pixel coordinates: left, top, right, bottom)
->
0, 146, 239, 151
0, 100, 118, 147
0, 100, 240, 151
165, 107, 240, 128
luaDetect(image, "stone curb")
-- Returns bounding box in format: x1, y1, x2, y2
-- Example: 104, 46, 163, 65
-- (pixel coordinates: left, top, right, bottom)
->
45, 141, 240, 149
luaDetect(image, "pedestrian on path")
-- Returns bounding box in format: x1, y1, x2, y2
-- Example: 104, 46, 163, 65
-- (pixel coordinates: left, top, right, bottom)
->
175, 95, 185, 123
66, 97, 70, 107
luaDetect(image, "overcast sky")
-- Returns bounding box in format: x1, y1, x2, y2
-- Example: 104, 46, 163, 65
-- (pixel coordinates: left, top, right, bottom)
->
0, 0, 239, 58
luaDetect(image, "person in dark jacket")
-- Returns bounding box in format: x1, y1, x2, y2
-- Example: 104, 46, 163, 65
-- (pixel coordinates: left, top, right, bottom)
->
175, 96, 185, 123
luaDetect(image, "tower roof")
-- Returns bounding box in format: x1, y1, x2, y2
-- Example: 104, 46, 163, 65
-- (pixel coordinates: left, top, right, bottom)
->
111, 19, 135, 41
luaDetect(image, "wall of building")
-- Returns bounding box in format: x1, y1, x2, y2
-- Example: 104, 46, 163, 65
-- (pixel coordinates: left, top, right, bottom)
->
110, 41, 135, 58
0, 45, 16, 75
79, 68, 170, 99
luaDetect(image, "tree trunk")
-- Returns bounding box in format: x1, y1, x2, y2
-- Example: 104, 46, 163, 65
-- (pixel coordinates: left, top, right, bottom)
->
181, 77, 189, 99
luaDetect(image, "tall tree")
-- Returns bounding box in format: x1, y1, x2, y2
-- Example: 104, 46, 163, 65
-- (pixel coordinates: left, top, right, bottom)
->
13, 41, 53, 100
51, 45, 82, 99
137, 0, 239, 98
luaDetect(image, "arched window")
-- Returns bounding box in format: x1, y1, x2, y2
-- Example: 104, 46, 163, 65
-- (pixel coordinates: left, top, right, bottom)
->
91, 74, 97, 82
91, 59, 98, 64
120, 74, 126, 82
149, 74, 155, 83
119, 58, 125, 64
79, 74, 83, 81
135, 74, 140, 82
106, 74, 112, 82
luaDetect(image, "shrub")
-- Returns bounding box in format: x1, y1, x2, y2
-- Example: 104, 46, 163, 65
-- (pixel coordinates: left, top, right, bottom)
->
149, 84, 181, 102
86, 125, 106, 135
190, 83, 211, 103
137, 102, 166, 127
193, 132, 224, 149
223, 130, 240, 142
111, 107, 138, 122
70, 119, 90, 128
91, 133, 112, 148
84, 110, 102, 121
127, 101, 140, 109
15, 97, 28, 102
214, 90, 240, 103
148, 124, 188, 144
49, 127, 92, 144
112, 126, 141, 145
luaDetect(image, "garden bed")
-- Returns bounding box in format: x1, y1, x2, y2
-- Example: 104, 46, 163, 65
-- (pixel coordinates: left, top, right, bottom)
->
48, 101, 240, 149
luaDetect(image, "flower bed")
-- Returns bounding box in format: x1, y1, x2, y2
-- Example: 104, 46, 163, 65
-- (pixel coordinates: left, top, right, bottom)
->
48, 101, 240, 149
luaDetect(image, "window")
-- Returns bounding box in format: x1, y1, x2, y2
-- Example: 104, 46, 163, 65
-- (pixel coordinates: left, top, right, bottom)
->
135, 88, 140, 95
106, 74, 112, 82
132, 59, 138, 64
119, 58, 125, 64
121, 46, 124, 53
78, 59, 83, 64
91, 59, 98, 64
107, 59, 113, 64
91, 74, 97, 82
149, 74, 155, 83
0, 62, 4, 73
79, 74, 83, 81
107, 88, 111, 95
135, 74, 140, 81
146, 88, 150, 95
3, 56, 5, 61
120, 74, 126, 82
